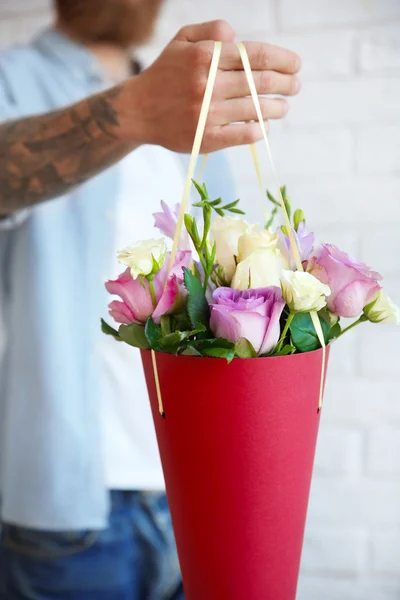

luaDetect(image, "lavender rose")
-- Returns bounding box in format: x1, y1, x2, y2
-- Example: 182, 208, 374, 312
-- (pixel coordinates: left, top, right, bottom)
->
277, 221, 314, 270
210, 287, 285, 355
308, 243, 382, 318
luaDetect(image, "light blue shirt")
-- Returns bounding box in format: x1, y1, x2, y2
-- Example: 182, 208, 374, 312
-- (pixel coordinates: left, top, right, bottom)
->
0, 29, 235, 530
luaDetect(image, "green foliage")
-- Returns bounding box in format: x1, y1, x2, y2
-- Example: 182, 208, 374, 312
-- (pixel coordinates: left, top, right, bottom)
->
270, 344, 296, 357
101, 318, 120, 341
119, 322, 150, 349
144, 318, 163, 351
183, 267, 210, 329
293, 208, 305, 232
234, 337, 257, 358
289, 312, 331, 353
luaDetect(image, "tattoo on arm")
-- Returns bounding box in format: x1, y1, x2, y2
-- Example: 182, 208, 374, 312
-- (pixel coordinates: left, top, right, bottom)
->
0, 85, 133, 215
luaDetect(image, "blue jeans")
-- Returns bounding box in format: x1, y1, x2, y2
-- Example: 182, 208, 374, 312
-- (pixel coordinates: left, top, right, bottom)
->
0, 491, 184, 600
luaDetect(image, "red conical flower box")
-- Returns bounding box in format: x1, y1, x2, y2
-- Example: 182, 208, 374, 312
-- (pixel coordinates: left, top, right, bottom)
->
141, 347, 329, 600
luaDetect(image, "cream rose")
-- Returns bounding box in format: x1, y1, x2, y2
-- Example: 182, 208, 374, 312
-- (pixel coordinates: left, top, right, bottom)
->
363, 290, 400, 324
117, 238, 167, 279
237, 230, 277, 262
211, 216, 252, 283
231, 247, 284, 290
280, 270, 331, 312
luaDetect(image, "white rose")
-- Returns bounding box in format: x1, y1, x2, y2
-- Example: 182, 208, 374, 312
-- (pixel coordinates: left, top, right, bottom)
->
364, 290, 400, 324
238, 230, 277, 262
231, 248, 284, 290
280, 270, 331, 312
117, 238, 167, 279
211, 216, 252, 283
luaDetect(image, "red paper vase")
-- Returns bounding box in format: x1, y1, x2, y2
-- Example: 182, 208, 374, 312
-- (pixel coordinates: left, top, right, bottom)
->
141, 348, 330, 600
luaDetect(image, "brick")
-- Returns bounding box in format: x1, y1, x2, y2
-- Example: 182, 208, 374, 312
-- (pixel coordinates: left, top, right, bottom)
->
314, 427, 363, 475
279, 0, 400, 30
308, 477, 400, 526
279, 178, 400, 226
228, 127, 354, 181
287, 79, 400, 126
359, 327, 400, 378
372, 532, 400, 574
243, 30, 355, 79
297, 574, 400, 600
0, 0, 50, 16
327, 327, 357, 377
323, 377, 400, 428
368, 429, 400, 477
356, 126, 400, 174
154, 0, 276, 47
359, 24, 400, 74
360, 228, 400, 276
301, 527, 368, 574
0, 13, 51, 49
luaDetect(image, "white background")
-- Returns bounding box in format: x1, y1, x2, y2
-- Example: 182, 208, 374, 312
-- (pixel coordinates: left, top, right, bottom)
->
0, 1, 399, 598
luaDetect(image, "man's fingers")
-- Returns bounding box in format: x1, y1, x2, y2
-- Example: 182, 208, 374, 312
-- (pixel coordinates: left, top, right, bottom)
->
217, 69, 301, 99
202, 121, 268, 152
219, 41, 301, 74
175, 20, 236, 43
212, 97, 288, 125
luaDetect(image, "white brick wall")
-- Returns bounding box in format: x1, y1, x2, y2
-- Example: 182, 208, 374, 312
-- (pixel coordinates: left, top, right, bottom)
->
0, 1, 399, 598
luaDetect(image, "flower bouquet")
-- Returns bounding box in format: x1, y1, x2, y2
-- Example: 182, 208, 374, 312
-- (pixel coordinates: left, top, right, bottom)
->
102, 182, 398, 600
102, 43, 399, 600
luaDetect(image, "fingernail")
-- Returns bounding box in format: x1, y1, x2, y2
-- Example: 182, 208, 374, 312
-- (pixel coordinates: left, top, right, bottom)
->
292, 77, 301, 94
295, 55, 302, 71
283, 101, 290, 115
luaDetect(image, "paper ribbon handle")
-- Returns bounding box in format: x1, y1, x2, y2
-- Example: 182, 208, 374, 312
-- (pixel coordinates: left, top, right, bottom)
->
237, 42, 326, 411
153, 42, 222, 417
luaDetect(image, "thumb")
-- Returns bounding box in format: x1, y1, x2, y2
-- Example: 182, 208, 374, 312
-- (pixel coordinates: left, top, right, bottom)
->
174, 20, 236, 43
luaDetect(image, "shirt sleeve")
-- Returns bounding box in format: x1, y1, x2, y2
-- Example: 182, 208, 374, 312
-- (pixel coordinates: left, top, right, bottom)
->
0, 59, 32, 231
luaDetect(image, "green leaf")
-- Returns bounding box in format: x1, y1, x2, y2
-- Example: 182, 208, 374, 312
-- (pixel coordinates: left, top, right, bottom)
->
235, 337, 257, 358
160, 315, 173, 337
265, 205, 279, 229
192, 179, 208, 201
201, 204, 212, 246
293, 208, 305, 232
270, 344, 296, 357
118, 322, 150, 349
289, 312, 330, 353
267, 190, 280, 206
180, 346, 203, 357
151, 253, 160, 274
229, 208, 245, 215
202, 347, 235, 362
222, 199, 240, 210
161, 331, 189, 348
144, 318, 163, 350
328, 322, 341, 341
101, 318, 121, 341
183, 267, 210, 329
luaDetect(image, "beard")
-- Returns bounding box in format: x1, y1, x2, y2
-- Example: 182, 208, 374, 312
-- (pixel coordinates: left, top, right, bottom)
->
55, 0, 163, 48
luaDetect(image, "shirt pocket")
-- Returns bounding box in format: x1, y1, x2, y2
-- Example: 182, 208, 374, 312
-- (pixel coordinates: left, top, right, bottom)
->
1, 524, 99, 559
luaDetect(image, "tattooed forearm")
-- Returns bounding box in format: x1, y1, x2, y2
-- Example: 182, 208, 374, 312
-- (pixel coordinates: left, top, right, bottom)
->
0, 84, 135, 215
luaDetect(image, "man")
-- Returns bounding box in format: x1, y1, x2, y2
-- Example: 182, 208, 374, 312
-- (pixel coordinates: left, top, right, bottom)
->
0, 3, 301, 599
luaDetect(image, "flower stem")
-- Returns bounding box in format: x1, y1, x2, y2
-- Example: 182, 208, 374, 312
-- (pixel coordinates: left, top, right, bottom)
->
336, 314, 367, 339
148, 279, 157, 309
276, 312, 294, 353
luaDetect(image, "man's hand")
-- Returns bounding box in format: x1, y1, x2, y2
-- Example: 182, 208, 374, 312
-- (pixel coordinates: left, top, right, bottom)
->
120, 20, 301, 152
0, 20, 301, 214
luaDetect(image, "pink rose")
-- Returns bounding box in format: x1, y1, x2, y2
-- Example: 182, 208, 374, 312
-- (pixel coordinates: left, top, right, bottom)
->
308, 243, 382, 318
210, 287, 285, 355
106, 251, 191, 325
